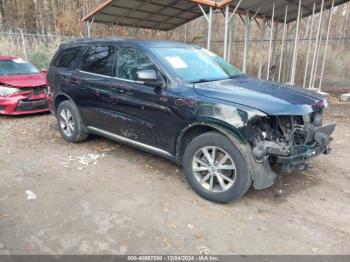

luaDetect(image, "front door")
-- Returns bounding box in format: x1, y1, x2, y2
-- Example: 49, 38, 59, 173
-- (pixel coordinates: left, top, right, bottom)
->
109, 45, 171, 152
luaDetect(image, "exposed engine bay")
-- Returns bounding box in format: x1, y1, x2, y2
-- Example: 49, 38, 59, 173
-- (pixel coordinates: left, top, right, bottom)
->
248, 110, 336, 174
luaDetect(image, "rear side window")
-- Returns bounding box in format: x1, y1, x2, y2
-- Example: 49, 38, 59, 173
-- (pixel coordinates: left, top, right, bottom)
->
81, 46, 115, 76
54, 47, 83, 69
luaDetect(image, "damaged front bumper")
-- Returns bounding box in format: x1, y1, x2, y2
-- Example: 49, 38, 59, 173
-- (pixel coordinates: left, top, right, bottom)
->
0, 93, 51, 115
249, 124, 336, 189
275, 124, 335, 168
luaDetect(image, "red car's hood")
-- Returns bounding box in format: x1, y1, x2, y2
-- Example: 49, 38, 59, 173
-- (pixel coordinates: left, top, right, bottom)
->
0, 73, 47, 88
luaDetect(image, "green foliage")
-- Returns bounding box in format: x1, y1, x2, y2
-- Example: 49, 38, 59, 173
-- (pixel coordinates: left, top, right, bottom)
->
28, 52, 50, 69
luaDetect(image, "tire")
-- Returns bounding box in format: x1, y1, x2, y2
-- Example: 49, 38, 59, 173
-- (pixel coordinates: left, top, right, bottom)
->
56, 100, 88, 143
183, 132, 252, 203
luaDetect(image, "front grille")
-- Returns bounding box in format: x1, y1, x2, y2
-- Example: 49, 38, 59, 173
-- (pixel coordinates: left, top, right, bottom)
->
16, 99, 49, 112
33, 87, 47, 95
19, 87, 33, 92
19, 86, 47, 98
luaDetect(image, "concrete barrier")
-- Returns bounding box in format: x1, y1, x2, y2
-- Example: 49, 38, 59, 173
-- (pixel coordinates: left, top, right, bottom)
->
340, 93, 350, 102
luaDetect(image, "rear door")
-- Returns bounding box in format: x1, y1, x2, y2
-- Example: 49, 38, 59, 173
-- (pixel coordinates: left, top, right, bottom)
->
68, 45, 116, 129
48, 46, 86, 98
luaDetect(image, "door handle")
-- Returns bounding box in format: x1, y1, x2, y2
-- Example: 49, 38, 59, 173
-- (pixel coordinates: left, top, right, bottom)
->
69, 77, 80, 86
111, 83, 127, 94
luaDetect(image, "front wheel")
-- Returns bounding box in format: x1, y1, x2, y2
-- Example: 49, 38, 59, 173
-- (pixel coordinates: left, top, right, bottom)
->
183, 132, 252, 203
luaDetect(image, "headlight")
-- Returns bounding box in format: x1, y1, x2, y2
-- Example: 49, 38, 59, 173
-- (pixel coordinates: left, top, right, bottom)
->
0, 86, 21, 97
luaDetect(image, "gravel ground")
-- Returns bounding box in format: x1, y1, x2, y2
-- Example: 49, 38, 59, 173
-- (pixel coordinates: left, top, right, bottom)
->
0, 97, 349, 255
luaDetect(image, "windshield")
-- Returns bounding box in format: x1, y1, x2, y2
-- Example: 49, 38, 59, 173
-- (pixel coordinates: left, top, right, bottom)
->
151, 47, 243, 83
0, 59, 39, 76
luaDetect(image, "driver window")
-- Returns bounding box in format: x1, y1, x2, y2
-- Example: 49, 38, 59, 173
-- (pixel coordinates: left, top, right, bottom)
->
116, 46, 156, 81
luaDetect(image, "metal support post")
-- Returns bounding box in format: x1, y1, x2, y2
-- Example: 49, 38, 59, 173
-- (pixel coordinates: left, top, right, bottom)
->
278, 6, 288, 82
290, 0, 302, 85
242, 8, 260, 73
258, 17, 266, 79
283, 25, 290, 83
319, 0, 335, 92
224, 5, 230, 60
284, 24, 296, 83
267, 2, 275, 80
303, 3, 316, 88
243, 16, 251, 74
224, 0, 242, 61
198, 4, 213, 50
227, 15, 234, 63
309, 0, 325, 88
271, 22, 279, 80
87, 17, 94, 38
208, 7, 213, 50
229, 15, 239, 64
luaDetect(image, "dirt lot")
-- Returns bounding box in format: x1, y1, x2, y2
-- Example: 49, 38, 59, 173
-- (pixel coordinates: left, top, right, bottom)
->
0, 97, 349, 255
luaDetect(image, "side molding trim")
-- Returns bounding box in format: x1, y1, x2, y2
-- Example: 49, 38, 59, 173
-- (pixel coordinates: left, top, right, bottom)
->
87, 126, 173, 159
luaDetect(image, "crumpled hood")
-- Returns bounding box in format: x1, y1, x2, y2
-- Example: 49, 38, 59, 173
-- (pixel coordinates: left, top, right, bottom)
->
194, 76, 327, 115
0, 73, 47, 88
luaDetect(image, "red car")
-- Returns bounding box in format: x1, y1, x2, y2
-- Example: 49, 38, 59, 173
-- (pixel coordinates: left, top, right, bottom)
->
0, 56, 50, 115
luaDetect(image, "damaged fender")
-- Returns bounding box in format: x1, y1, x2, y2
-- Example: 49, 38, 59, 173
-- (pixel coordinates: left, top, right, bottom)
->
175, 102, 276, 189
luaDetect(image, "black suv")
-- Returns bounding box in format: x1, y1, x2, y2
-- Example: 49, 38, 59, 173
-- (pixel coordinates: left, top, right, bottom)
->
48, 39, 335, 203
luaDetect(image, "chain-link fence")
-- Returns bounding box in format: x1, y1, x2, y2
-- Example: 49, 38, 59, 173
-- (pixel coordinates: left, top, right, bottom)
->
0, 32, 75, 69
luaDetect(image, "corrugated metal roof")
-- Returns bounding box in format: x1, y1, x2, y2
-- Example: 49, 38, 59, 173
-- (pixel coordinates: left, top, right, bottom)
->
82, 0, 350, 31
228, 0, 350, 23
82, 0, 211, 31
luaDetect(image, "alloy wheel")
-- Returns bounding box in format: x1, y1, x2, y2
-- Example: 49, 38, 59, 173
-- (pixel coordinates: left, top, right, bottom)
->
192, 146, 237, 193
59, 108, 75, 137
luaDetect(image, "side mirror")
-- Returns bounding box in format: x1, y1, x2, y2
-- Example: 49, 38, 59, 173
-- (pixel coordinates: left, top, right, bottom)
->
136, 69, 164, 88
41, 68, 48, 74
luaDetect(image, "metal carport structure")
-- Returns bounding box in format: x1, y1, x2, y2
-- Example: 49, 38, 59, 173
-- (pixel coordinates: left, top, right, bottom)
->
82, 0, 350, 91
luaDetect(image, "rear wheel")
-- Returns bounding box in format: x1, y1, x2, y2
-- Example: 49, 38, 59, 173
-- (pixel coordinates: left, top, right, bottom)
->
183, 132, 251, 203
57, 100, 88, 143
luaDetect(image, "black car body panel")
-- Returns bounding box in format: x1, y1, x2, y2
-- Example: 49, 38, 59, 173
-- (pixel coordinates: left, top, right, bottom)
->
194, 76, 327, 115
48, 39, 335, 190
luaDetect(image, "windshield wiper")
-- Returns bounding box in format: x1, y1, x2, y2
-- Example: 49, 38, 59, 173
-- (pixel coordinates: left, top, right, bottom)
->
228, 74, 244, 79
192, 79, 219, 84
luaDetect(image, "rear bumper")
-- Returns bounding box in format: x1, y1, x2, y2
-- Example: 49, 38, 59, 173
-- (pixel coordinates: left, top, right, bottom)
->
0, 94, 51, 115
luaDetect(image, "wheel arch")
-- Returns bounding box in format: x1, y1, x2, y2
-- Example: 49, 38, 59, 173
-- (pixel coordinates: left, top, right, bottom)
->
175, 121, 247, 164
177, 121, 278, 191
52, 93, 75, 116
